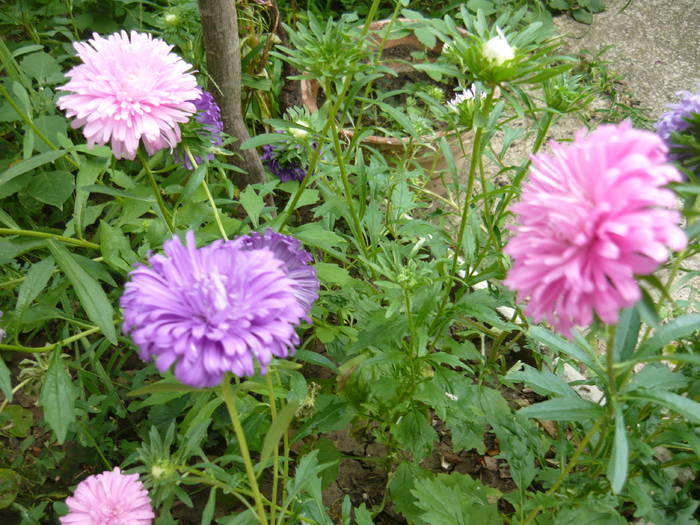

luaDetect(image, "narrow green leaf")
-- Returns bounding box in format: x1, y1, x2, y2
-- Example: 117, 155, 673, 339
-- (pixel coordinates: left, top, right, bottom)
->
613, 307, 640, 362
607, 407, 628, 494
15, 257, 55, 320
201, 487, 216, 525
635, 314, 700, 360
505, 364, 577, 399
39, 348, 76, 443
127, 381, 201, 397
257, 401, 300, 474
74, 157, 107, 237
240, 133, 290, 149
0, 355, 12, 402
178, 163, 207, 206
239, 185, 264, 228
47, 240, 116, 344
518, 397, 604, 421
0, 150, 66, 186
528, 325, 603, 375
627, 390, 700, 424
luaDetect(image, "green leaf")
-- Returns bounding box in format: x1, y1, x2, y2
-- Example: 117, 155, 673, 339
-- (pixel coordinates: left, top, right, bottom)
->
2, 405, 33, 437
315, 262, 351, 287
504, 364, 577, 399
15, 257, 55, 320
626, 390, 700, 424
39, 348, 76, 443
355, 504, 375, 525
607, 407, 628, 494
257, 401, 300, 475
518, 397, 604, 421
240, 133, 291, 149
47, 240, 117, 344
392, 408, 436, 462
20, 52, 62, 83
389, 462, 432, 522
0, 356, 12, 402
26, 170, 74, 207
414, 27, 436, 49
291, 223, 347, 252
177, 163, 207, 207
99, 221, 137, 272
127, 381, 201, 397
201, 488, 216, 525
0, 150, 67, 186
635, 314, 700, 361
527, 325, 603, 375
613, 307, 640, 362
239, 185, 265, 228
74, 157, 108, 237
0, 469, 20, 509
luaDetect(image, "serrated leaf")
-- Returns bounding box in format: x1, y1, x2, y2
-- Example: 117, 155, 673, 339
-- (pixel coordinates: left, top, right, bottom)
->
240, 133, 290, 149
392, 408, 436, 462
15, 257, 55, 320
607, 407, 628, 494
47, 240, 116, 344
414, 27, 436, 49
518, 397, 604, 421
39, 348, 76, 443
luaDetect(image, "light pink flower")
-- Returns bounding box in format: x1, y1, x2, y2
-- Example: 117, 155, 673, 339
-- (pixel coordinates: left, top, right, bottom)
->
504, 121, 687, 336
60, 467, 155, 525
57, 31, 199, 160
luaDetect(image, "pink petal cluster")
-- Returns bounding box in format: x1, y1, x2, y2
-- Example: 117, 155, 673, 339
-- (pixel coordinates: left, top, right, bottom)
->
504, 121, 687, 336
57, 31, 199, 160
60, 467, 154, 525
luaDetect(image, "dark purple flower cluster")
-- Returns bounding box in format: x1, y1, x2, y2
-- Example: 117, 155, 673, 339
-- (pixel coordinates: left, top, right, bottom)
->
176, 88, 224, 169
261, 143, 306, 182
120, 230, 319, 388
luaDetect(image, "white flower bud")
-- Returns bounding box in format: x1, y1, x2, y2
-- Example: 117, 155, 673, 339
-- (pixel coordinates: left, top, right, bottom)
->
290, 120, 309, 139
482, 27, 515, 66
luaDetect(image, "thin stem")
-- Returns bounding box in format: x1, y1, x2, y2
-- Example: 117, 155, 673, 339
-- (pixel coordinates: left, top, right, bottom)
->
138, 149, 175, 233
265, 373, 279, 523
0, 326, 101, 353
0, 84, 80, 169
327, 92, 369, 256
606, 324, 618, 400
185, 147, 228, 240
0, 228, 99, 250
221, 374, 269, 525
522, 415, 606, 525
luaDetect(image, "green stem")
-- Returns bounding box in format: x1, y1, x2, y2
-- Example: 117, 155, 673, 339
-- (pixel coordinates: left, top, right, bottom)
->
221, 374, 269, 525
522, 415, 606, 525
0, 228, 99, 250
327, 92, 369, 256
138, 149, 175, 233
0, 326, 101, 353
606, 324, 618, 400
184, 147, 228, 240
265, 373, 279, 523
0, 84, 80, 169
275, 0, 383, 231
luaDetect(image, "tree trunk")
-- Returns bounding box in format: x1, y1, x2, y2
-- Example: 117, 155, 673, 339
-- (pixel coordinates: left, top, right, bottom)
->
198, 0, 265, 188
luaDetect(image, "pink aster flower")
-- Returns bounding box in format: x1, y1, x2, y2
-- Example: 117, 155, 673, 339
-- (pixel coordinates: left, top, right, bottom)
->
121, 231, 315, 388
57, 30, 199, 160
60, 467, 154, 525
504, 121, 687, 336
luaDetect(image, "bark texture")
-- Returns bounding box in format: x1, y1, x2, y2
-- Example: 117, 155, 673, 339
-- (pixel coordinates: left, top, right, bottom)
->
198, 0, 265, 187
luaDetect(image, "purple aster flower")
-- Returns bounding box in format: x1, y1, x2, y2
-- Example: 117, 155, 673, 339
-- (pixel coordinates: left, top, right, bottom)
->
261, 143, 307, 182
120, 231, 313, 388
175, 88, 224, 169
655, 83, 700, 144
233, 229, 319, 320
